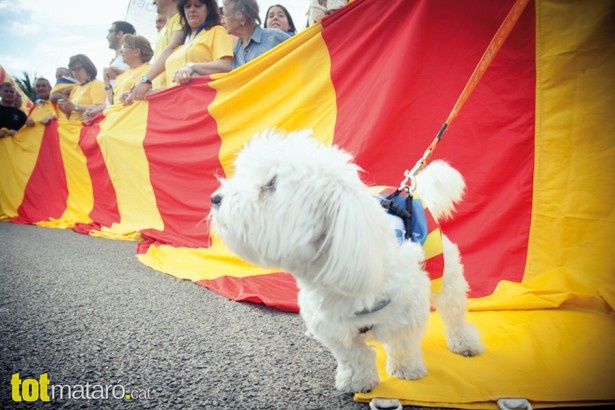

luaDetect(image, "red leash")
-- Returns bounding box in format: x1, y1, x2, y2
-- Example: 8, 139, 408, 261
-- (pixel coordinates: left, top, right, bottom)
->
399, 0, 530, 191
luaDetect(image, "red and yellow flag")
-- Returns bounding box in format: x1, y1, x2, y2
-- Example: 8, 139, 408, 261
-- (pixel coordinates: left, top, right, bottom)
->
1, 0, 613, 407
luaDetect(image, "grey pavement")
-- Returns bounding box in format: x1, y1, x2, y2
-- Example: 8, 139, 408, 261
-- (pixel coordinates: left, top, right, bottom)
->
0, 222, 369, 409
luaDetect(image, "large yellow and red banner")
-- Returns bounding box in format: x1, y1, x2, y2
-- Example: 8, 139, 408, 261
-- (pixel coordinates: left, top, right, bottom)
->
1, 0, 613, 407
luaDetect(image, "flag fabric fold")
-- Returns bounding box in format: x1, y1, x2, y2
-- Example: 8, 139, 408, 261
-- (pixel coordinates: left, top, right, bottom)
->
1, 0, 613, 407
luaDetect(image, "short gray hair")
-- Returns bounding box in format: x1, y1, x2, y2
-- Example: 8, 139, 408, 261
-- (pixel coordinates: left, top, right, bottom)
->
224, 0, 261, 26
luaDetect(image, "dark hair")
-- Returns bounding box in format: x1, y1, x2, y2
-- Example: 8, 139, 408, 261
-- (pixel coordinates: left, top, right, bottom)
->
112, 20, 136, 35
264, 4, 296, 34
68, 54, 98, 80
177, 0, 222, 41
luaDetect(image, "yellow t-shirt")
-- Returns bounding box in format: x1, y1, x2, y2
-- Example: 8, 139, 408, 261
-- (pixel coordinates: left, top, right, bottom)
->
112, 64, 151, 105
67, 80, 106, 120
164, 25, 233, 86
153, 13, 182, 89
27, 101, 58, 123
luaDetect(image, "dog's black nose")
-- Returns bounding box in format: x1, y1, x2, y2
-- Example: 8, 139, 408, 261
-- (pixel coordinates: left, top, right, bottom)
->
211, 193, 223, 208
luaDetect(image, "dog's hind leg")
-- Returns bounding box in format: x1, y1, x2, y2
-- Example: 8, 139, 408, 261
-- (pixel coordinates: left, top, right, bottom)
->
383, 325, 428, 381
433, 235, 485, 357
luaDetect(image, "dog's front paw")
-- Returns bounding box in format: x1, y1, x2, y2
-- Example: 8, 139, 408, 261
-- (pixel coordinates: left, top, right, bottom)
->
387, 358, 427, 381
335, 363, 379, 393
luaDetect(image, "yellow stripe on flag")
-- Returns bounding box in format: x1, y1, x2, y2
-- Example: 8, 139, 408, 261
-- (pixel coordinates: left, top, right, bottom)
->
209, 25, 338, 175
422, 228, 443, 261
93, 102, 164, 239
0, 126, 45, 218
137, 235, 276, 282
525, 0, 615, 296
48, 119, 93, 227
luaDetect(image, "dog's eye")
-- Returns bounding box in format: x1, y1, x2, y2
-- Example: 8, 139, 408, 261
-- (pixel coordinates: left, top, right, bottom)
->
263, 175, 277, 191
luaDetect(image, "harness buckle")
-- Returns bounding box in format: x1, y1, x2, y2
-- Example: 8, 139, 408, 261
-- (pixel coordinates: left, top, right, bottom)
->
380, 190, 413, 240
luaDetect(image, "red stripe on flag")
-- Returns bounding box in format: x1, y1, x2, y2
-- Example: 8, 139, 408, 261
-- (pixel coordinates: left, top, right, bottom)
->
424, 253, 445, 281
322, 0, 535, 297
196, 272, 300, 312
74, 117, 120, 233
12, 120, 68, 224
140, 78, 223, 248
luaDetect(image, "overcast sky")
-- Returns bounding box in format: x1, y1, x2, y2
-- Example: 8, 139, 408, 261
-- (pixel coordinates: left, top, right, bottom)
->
0, 0, 307, 88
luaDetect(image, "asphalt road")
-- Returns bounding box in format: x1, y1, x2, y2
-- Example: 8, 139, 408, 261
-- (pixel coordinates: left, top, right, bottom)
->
0, 222, 370, 409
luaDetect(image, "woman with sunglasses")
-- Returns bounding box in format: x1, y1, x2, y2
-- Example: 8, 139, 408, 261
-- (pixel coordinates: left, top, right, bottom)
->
126, 0, 233, 103
51, 54, 106, 121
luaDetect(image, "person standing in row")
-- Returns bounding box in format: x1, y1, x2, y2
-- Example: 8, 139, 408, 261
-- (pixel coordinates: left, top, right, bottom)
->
25, 78, 57, 127
50, 67, 78, 95
264, 4, 297, 37
107, 21, 137, 71
103, 21, 137, 92
125, 0, 233, 103
151, 0, 183, 89
155, 13, 168, 32
0, 82, 27, 137
51, 55, 106, 121
82, 34, 155, 124
168, 0, 233, 85
33, 78, 52, 102
223, 0, 289, 69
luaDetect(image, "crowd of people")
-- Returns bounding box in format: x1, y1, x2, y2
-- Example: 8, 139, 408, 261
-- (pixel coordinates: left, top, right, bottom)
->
0, 0, 348, 135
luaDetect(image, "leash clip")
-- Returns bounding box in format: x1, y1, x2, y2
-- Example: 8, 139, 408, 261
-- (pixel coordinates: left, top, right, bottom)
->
399, 159, 423, 193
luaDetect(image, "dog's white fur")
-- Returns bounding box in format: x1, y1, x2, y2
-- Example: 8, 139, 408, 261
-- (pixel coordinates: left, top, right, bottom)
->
210, 130, 484, 393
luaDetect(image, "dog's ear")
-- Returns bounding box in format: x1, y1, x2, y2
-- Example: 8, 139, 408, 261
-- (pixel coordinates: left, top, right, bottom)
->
314, 184, 388, 296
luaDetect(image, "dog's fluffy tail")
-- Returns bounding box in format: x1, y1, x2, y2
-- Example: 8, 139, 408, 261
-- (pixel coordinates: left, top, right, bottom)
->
414, 160, 465, 221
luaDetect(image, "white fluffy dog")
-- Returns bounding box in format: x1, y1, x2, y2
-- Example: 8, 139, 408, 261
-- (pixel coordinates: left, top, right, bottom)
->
210, 130, 484, 393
